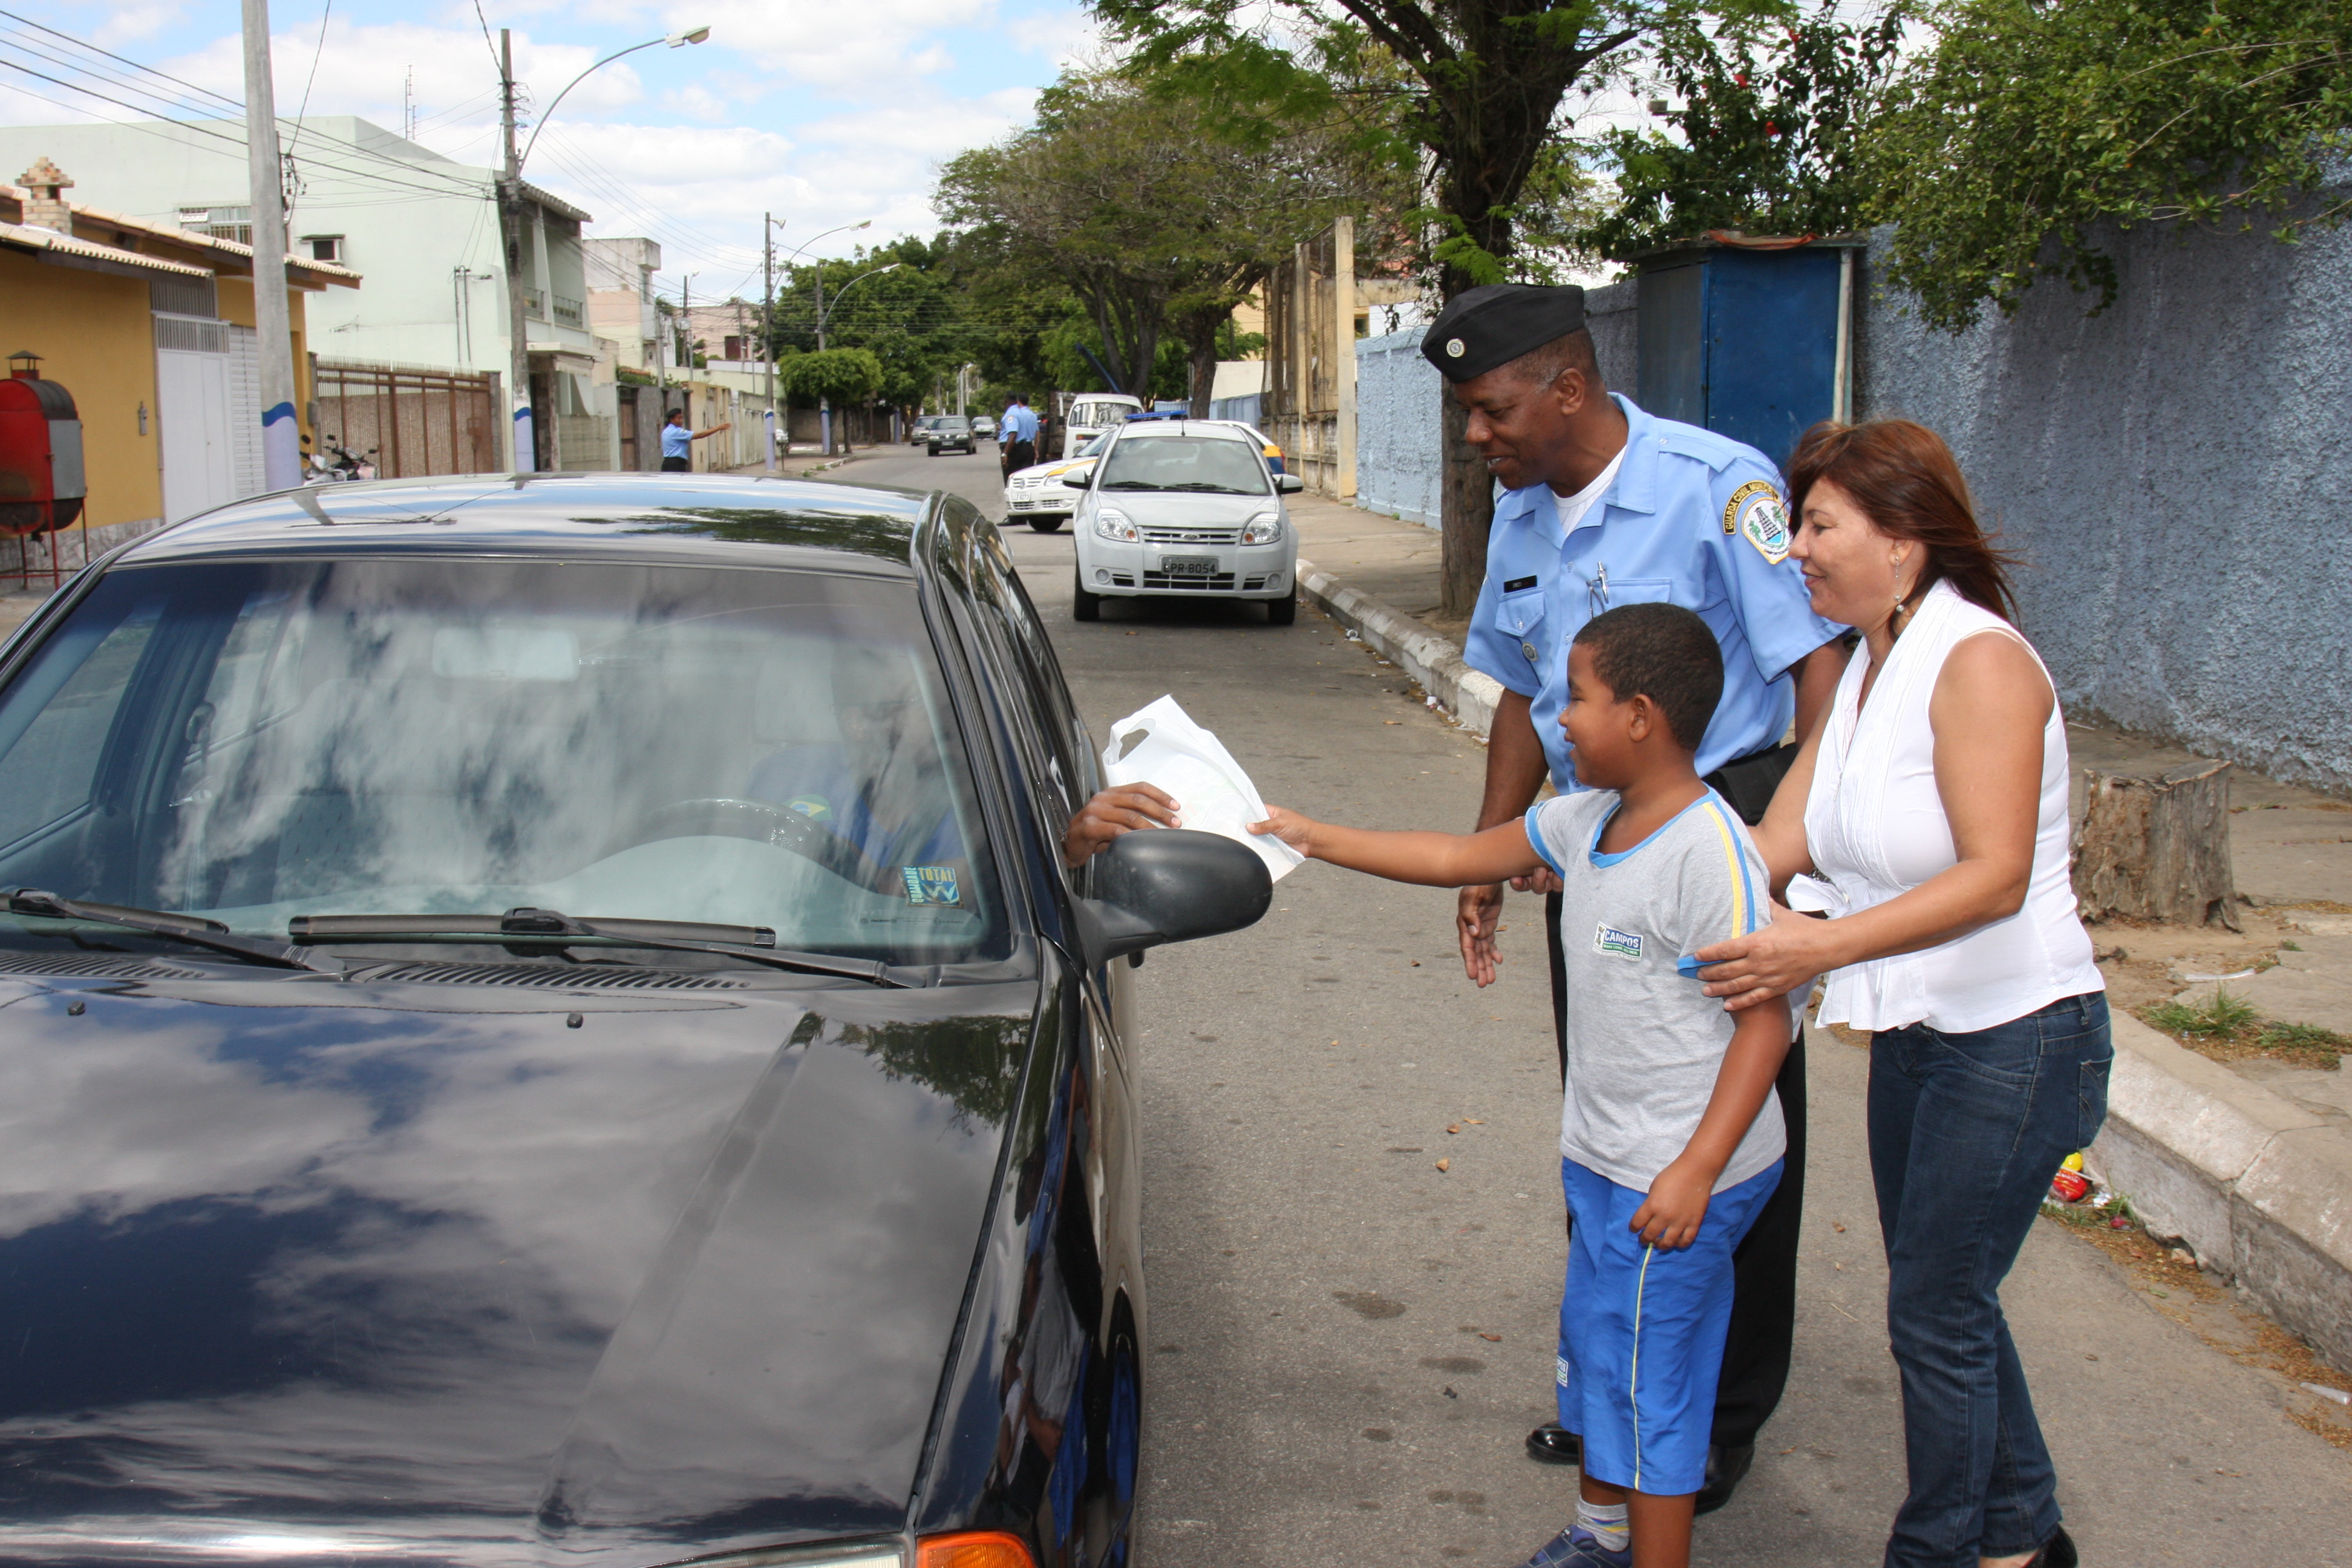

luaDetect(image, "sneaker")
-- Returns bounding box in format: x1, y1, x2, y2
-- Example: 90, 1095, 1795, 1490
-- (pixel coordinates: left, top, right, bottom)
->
1506, 1527, 1632, 1568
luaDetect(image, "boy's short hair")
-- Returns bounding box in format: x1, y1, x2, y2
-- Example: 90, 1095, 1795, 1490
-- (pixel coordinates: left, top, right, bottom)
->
1573, 603, 1723, 751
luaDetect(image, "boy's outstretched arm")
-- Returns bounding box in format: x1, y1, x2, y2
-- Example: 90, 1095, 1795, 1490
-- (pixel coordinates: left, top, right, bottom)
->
1252, 806, 1547, 890
1628, 996, 1792, 1249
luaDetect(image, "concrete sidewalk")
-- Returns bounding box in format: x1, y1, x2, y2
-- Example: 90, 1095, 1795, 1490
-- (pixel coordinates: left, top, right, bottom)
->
1287, 491, 2352, 1379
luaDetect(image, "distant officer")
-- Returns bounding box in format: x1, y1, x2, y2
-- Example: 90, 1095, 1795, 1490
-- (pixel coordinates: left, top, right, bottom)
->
1431, 283, 1847, 1518
1001, 396, 1040, 478
659, 407, 731, 472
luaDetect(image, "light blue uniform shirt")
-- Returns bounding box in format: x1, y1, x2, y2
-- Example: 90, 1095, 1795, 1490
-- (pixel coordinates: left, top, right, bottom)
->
660, 422, 692, 460
1005, 405, 1040, 442
1465, 394, 1843, 792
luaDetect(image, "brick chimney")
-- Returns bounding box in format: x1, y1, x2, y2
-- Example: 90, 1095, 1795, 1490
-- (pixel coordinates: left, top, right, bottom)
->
16, 158, 73, 234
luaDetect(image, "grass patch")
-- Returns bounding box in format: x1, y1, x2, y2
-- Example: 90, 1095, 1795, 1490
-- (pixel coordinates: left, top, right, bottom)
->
2137, 987, 2344, 1070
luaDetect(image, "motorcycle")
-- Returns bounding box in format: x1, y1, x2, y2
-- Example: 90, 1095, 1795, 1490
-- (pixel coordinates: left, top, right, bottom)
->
302, 435, 379, 485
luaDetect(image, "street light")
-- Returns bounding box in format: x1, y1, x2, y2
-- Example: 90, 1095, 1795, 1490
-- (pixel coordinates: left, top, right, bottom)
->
498, 22, 713, 471
813, 261, 898, 456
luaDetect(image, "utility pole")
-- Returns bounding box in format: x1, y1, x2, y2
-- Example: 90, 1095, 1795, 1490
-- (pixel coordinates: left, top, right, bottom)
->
762, 212, 777, 469
814, 261, 831, 457
240, 0, 300, 490
498, 28, 535, 472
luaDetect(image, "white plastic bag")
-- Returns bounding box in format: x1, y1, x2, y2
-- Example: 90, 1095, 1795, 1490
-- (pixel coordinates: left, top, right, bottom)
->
1100, 694, 1304, 881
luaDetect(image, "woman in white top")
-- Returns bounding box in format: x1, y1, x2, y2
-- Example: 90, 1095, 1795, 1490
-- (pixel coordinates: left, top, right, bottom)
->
1693, 420, 2108, 1568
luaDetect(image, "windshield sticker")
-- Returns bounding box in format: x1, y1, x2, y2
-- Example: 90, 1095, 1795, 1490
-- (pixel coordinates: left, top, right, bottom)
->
902, 866, 962, 906
785, 795, 832, 821
1592, 923, 1644, 961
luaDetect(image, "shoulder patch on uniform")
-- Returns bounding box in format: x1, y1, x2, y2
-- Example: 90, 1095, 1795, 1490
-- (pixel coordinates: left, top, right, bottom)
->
1723, 480, 1792, 564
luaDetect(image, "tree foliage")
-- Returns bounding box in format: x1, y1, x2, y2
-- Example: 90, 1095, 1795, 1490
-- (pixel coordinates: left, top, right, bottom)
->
936, 68, 1389, 408
1093, 0, 1791, 294
777, 347, 884, 406
1575, 1, 1910, 259
1869, 0, 2352, 331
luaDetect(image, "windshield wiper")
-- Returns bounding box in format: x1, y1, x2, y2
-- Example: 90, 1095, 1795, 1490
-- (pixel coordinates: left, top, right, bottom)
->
289, 907, 903, 987
1156, 482, 1256, 494
4, 889, 339, 973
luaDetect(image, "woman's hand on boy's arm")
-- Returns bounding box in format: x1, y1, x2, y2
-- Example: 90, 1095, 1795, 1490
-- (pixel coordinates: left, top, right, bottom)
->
1693, 903, 1844, 1011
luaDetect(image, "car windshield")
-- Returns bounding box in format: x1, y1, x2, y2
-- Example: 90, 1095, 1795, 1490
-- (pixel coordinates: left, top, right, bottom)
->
1096, 435, 1268, 495
938, 417, 971, 431
0, 560, 1008, 965
1077, 431, 1113, 457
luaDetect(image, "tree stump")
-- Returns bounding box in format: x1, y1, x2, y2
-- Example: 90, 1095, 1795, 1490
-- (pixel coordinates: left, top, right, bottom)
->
2071, 759, 2239, 929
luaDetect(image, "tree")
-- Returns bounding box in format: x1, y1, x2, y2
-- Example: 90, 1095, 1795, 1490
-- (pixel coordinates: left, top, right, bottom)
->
937, 69, 1385, 413
778, 348, 884, 408
1575, 1, 1910, 258
1094, 0, 1788, 613
1869, 0, 2352, 332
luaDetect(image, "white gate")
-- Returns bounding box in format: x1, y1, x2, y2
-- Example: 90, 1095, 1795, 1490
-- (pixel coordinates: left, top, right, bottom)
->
154, 315, 263, 522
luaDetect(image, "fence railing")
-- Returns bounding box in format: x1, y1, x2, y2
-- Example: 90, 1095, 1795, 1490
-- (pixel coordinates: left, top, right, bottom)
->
314, 362, 500, 478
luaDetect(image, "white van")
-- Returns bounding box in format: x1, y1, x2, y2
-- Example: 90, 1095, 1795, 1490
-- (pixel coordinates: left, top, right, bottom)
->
1060, 394, 1143, 457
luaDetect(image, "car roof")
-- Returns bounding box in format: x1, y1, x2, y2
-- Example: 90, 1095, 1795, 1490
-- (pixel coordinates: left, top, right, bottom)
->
113, 472, 940, 573
1109, 420, 1254, 443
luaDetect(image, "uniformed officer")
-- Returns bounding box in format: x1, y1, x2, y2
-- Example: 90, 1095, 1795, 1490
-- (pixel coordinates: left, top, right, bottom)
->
1429, 283, 1847, 1517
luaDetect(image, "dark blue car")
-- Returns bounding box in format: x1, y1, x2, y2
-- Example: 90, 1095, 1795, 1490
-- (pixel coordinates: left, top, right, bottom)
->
0, 474, 1267, 1568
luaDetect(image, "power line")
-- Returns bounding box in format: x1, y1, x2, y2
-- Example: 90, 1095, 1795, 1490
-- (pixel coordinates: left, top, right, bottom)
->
0, 14, 487, 198
285, 0, 334, 160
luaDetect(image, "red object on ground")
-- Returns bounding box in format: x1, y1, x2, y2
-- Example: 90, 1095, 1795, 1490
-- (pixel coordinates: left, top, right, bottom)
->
2049, 1168, 2092, 1204
0, 360, 85, 537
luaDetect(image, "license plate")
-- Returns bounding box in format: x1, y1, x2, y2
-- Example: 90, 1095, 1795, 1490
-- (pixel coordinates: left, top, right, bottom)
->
1161, 555, 1220, 576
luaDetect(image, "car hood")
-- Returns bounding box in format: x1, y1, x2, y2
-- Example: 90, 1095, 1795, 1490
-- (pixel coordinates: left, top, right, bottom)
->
1009, 460, 1093, 484
0, 963, 1035, 1568
1088, 489, 1276, 524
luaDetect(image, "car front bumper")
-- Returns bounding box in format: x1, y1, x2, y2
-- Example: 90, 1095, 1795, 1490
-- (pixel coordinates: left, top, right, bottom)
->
1076, 537, 1296, 598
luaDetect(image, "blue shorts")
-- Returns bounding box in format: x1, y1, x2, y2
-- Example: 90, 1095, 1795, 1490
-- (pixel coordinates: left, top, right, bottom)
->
1556, 1156, 1783, 1495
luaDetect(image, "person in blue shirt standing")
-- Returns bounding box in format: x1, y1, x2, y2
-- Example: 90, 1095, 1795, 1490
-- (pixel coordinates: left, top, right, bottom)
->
1429, 283, 1847, 1521
659, 407, 731, 472
1000, 395, 1040, 479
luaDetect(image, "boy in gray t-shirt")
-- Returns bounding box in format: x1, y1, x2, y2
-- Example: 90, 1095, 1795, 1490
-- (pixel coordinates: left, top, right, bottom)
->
1253, 603, 1789, 1568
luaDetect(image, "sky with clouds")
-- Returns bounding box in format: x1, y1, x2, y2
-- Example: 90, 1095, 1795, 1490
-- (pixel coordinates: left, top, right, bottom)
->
1, 0, 1100, 299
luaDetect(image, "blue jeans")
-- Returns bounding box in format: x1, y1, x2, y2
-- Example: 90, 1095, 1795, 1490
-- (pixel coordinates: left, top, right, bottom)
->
1868, 991, 2111, 1567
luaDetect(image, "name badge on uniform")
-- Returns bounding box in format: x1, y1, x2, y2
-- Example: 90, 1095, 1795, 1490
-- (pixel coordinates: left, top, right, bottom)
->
1593, 923, 1644, 961
1503, 575, 1538, 593
1722, 480, 1793, 564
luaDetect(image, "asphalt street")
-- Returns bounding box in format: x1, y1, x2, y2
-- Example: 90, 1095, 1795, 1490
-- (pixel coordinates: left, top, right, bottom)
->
818, 443, 2351, 1566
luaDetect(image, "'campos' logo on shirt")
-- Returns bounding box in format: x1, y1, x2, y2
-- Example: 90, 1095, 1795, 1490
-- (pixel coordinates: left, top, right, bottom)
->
1592, 923, 1643, 961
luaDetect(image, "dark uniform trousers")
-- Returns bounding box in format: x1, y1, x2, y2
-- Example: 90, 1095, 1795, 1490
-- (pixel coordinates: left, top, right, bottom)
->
1545, 890, 1806, 1451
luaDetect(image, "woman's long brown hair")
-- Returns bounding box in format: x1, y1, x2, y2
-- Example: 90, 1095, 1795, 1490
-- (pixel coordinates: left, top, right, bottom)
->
1785, 419, 2019, 624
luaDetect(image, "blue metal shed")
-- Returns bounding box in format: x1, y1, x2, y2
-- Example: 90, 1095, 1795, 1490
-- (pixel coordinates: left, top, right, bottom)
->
1633, 234, 1864, 471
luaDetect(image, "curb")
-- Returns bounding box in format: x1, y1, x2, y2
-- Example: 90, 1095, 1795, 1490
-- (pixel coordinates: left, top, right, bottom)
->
1291, 551, 2352, 1374
1295, 555, 1507, 739
2087, 1011, 2352, 1371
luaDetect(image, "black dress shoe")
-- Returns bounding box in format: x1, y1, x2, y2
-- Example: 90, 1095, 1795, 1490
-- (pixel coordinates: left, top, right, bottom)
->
2027, 1526, 2077, 1568
1692, 1442, 1754, 1515
1524, 1421, 1583, 1465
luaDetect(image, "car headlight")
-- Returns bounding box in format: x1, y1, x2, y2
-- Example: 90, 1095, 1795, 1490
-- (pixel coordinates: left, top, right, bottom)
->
1242, 511, 1283, 544
1094, 508, 1139, 542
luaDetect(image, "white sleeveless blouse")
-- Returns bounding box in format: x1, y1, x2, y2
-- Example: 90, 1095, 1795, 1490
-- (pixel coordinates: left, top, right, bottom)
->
1803, 579, 2103, 1034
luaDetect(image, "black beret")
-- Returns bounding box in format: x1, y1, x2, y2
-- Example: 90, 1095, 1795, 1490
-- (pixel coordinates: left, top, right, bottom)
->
1419, 284, 1587, 382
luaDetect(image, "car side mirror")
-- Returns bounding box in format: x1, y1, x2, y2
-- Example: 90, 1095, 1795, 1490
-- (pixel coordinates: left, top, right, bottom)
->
1071, 829, 1272, 966
1276, 474, 1304, 494
1068, 467, 1093, 489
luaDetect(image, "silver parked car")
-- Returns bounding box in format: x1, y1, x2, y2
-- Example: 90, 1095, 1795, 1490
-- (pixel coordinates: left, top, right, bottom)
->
1068, 421, 1304, 625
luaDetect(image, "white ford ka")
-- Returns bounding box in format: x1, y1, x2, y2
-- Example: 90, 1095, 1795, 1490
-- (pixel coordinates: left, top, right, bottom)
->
1069, 421, 1304, 626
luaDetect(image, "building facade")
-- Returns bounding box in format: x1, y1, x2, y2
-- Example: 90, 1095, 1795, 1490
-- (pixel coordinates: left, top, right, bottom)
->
0, 118, 609, 471
0, 157, 358, 570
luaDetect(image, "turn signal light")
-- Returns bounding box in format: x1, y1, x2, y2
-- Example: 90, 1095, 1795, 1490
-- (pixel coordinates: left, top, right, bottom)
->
915, 1534, 1033, 1568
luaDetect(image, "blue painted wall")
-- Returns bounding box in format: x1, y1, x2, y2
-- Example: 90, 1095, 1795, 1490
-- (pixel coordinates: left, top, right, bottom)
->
1856, 218, 2352, 794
